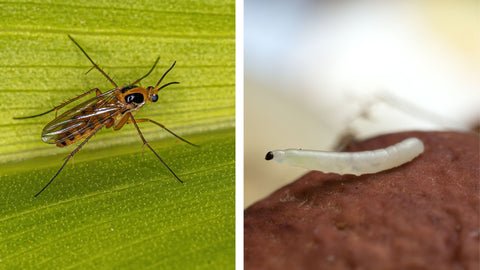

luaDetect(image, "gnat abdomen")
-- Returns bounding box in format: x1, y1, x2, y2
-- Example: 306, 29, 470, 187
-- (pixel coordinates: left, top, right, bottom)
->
42, 106, 120, 147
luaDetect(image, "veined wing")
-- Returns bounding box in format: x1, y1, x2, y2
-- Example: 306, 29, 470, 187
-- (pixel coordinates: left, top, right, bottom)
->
42, 88, 124, 144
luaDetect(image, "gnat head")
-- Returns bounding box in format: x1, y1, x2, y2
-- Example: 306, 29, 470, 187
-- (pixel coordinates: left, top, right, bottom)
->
131, 58, 179, 103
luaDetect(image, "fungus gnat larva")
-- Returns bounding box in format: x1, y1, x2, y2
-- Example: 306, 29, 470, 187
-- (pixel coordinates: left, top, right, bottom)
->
265, 137, 424, 175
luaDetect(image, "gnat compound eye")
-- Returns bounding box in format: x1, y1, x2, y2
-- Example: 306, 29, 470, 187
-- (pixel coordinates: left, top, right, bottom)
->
265, 137, 424, 176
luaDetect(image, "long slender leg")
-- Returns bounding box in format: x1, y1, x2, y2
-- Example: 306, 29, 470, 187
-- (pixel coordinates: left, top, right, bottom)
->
126, 112, 184, 184
34, 121, 108, 197
126, 118, 199, 147
13, 88, 102, 119
68, 35, 118, 88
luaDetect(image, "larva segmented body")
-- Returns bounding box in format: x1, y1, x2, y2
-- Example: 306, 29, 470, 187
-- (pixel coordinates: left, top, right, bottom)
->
265, 137, 424, 175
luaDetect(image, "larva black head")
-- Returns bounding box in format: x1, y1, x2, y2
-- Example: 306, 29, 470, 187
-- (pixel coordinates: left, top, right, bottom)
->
265, 151, 274, 160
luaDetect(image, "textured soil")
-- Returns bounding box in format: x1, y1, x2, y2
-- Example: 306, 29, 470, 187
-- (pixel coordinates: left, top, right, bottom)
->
245, 131, 480, 270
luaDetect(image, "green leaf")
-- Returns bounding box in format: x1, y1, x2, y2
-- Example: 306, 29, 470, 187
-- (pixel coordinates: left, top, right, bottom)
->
0, 0, 235, 269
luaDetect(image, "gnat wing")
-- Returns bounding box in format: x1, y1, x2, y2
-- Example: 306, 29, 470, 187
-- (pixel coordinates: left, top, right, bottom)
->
42, 89, 123, 144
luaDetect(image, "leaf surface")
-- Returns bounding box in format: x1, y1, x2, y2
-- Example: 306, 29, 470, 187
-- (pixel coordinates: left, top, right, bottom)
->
0, 0, 235, 268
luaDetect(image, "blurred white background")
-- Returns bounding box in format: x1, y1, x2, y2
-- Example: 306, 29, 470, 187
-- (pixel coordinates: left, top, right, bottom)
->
244, 0, 479, 207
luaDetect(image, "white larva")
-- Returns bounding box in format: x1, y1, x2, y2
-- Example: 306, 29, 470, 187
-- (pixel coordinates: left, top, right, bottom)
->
265, 137, 424, 175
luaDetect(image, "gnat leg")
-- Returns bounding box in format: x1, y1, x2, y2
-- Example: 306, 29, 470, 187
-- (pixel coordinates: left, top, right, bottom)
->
126, 112, 184, 184
13, 88, 102, 119
68, 35, 118, 88
127, 118, 199, 147
34, 120, 109, 197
